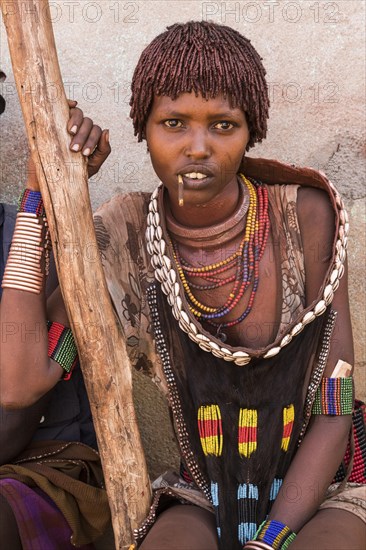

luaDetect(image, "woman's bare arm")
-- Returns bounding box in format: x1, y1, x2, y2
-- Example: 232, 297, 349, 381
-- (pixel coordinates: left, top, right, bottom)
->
268, 186, 353, 532
0, 104, 110, 408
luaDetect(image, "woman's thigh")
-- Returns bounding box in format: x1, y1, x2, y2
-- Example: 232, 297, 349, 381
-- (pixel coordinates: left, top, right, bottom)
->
291, 509, 365, 550
139, 504, 219, 550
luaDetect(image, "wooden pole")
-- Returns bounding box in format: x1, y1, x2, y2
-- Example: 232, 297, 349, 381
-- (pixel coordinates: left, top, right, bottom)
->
0, 1, 151, 547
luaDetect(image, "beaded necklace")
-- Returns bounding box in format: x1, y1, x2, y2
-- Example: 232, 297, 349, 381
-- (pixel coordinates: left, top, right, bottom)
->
171, 175, 270, 329
145, 173, 347, 365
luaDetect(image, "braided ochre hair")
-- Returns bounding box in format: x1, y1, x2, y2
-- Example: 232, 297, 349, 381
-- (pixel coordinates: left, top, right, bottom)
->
130, 21, 269, 149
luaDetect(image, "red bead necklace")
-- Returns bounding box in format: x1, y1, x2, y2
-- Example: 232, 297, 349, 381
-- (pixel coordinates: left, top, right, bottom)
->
171, 175, 270, 329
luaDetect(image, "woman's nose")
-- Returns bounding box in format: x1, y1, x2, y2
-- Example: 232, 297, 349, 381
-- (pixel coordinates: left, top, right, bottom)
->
184, 129, 211, 159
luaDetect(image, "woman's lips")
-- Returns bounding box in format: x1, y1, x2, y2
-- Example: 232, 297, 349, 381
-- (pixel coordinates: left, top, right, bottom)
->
180, 173, 213, 189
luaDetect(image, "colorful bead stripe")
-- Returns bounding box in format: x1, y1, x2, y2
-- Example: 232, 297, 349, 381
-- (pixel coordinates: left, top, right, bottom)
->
198, 405, 223, 456
173, 176, 270, 329
333, 400, 366, 484
211, 482, 221, 539
281, 405, 294, 452
349, 402, 366, 483
18, 189, 45, 217
47, 321, 78, 380
238, 523, 257, 545
254, 519, 296, 549
238, 483, 259, 544
269, 478, 283, 501
238, 408, 257, 457
312, 377, 354, 415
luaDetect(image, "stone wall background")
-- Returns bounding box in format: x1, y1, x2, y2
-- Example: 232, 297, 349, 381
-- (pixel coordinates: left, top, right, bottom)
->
1, 0, 365, 477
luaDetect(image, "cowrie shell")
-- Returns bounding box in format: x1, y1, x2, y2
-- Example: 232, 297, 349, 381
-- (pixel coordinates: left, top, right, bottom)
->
234, 357, 251, 366
323, 284, 334, 305
302, 311, 315, 325
163, 256, 172, 271
280, 334, 292, 347
156, 226, 163, 241
264, 346, 281, 359
153, 212, 160, 227
180, 311, 190, 325
196, 333, 209, 342
291, 323, 304, 337
232, 351, 250, 359
159, 240, 166, 256
330, 269, 339, 285
314, 300, 327, 316
168, 269, 177, 285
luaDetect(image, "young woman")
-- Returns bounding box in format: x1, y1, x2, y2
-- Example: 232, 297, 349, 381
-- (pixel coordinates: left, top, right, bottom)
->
1, 21, 365, 550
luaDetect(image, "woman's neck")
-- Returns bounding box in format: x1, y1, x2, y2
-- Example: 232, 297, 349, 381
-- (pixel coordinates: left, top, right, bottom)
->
165, 177, 241, 228
165, 178, 249, 250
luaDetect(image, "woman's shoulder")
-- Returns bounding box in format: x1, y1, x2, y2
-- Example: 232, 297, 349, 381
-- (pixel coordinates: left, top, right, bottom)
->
296, 186, 335, 245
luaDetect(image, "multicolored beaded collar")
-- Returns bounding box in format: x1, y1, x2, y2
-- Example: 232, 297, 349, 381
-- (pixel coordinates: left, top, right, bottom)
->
145, 170, 348, 366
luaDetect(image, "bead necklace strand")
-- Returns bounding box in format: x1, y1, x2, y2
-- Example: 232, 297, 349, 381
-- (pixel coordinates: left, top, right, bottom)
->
171, 175, 270, 328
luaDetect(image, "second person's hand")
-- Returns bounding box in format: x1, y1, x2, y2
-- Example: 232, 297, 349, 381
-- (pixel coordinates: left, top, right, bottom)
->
26, 99, 111, 190
67, 99, 110, 178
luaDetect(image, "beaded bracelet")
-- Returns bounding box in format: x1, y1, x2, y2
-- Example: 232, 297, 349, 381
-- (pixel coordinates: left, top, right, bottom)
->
312, 377, 354, 415
18, 189, 45, 217
47, 321, 78, 380
249, 520, 296, 550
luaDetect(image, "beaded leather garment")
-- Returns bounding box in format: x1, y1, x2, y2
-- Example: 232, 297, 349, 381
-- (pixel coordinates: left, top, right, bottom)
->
146, 283, 334, 548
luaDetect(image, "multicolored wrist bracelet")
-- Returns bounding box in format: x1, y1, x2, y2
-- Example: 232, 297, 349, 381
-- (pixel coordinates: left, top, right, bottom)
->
252, 520, 296, 550
18, 189, 45, 217
312, 376, 354, 415
47, 321, 78, 380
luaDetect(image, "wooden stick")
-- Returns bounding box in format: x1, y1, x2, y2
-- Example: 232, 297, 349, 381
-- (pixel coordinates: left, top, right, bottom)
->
0, 1, 151, 547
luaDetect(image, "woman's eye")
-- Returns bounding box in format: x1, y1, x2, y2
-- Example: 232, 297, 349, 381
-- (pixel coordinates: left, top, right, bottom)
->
214, 121, 234, 130
163, 119, 183, 128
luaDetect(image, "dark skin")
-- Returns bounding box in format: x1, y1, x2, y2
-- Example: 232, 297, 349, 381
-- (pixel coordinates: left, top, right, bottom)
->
0, 101, 110, 407
0, 102, 111, 549
1, 95, 363, 548
146, 93, 279, 346
146, 93, 248, 226
145, 92, 361, 548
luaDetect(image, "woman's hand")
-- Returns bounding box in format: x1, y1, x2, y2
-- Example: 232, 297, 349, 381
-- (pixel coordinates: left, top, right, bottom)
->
26, 99, 111, 190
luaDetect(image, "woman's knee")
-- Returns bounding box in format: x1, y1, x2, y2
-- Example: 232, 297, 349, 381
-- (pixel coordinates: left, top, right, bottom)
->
291, 509, 365, 550
139, 504, 219, 550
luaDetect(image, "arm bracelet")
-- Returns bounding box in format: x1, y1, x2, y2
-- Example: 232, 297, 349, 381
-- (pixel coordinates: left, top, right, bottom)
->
248, 519, 296, 550
47, 321, 78, 380
18, 189, 45, 217
312, 376, 354, 415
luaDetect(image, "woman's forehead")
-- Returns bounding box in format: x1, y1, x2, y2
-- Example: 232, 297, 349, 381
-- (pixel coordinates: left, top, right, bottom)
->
150, 92, 245, 117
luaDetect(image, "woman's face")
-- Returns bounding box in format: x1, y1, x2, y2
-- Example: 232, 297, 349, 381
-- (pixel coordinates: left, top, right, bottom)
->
145, 92, 250, 224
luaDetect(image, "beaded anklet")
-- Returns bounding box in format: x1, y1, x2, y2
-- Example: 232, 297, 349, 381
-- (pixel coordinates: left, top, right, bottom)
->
248, 519, 296, 550
47, 321, 78, 380
312, 376, 354, 415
